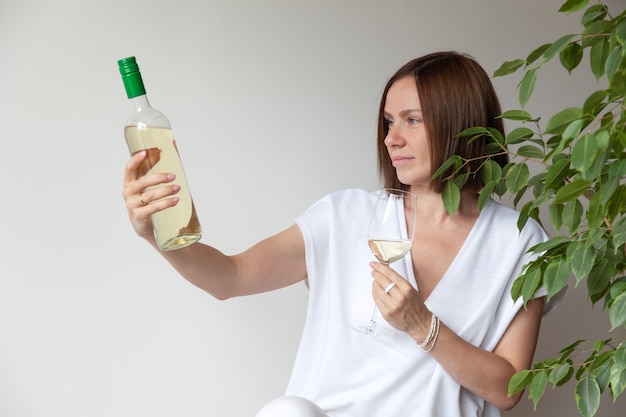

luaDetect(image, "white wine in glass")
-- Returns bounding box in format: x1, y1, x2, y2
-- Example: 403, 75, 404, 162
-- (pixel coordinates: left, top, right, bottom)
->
363, 188, 417, 335
368, 239, 413, 264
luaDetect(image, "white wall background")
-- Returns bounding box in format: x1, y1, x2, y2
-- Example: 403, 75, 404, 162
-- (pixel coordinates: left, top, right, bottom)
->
1, 0, 624, 416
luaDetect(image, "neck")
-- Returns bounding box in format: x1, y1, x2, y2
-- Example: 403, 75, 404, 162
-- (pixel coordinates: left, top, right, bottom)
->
408, 186, 479, 223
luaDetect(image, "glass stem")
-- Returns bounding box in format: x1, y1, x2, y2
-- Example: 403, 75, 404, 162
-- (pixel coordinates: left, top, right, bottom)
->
369, 305, 379, 325
365, 261, 389, 334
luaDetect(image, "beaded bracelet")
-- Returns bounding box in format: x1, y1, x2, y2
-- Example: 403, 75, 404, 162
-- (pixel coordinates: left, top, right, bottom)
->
417, 313, 440, 352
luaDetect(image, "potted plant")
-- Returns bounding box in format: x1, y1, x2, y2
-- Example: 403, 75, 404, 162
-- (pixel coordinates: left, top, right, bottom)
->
435, 1, 626, 416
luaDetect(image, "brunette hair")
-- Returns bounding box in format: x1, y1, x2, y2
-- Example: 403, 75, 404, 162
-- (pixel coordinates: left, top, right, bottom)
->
377, 51, 508, 193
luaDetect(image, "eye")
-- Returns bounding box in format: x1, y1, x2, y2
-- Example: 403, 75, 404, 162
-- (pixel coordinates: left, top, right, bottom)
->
408, 117, 421, 125
384, 118, 394, 127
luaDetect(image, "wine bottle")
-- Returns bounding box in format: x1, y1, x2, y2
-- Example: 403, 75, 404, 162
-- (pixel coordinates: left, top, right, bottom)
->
117, 56, 202, 251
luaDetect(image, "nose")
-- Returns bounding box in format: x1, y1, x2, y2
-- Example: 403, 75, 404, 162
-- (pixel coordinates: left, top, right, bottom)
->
384, 125, 404, 147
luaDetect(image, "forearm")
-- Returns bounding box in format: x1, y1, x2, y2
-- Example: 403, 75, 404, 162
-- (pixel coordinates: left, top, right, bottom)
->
371, 263, 543, 410
149, 239, 241, 300
426, 324, 522, 410
143, 223, 307, 300
410, 299, 543, 411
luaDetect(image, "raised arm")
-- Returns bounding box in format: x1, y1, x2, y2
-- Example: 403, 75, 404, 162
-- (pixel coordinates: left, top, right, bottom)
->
122, 150, 307, 299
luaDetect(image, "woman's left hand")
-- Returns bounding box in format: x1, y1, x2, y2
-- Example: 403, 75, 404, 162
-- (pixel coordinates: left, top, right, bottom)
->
369, 261, 432, 341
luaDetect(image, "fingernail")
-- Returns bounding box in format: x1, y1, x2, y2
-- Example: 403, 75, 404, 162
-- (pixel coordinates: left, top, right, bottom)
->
172, 185, 181, 192
369, 261, 377, 268
166, 173, 176, 181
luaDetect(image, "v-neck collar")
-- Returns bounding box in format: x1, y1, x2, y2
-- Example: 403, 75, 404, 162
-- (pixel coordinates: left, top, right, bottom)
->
401, 198, 494, 304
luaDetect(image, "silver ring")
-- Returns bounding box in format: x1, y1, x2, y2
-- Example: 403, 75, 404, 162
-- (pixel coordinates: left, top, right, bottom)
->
139, 194, 146, 205
384, 282, 396, 294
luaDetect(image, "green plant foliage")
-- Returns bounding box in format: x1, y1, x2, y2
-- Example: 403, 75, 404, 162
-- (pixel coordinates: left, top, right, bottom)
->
439, 1, 626, 415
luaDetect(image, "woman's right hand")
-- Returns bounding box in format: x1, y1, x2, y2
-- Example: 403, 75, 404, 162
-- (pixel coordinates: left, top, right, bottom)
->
121, 150, 181, 241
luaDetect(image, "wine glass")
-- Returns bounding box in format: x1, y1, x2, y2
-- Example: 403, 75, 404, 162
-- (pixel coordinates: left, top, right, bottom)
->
363, 188, 417, 335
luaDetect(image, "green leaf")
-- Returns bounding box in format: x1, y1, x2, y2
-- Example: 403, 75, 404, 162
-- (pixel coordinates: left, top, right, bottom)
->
572, 133, 609, 178
545, 107, 584, 134
562, 118, 585, 142
506, 127, 535, 144
531, 235, 569, 253
597, 177, 618, 207
517, 144, 545, 159
544, 34, 578, 61
609, 69, 626, 96
442, 181, 460, 217
529, 370, 548, 410
549, 203, 564, 231
487, 127, 505, 145
481, 159, 503, 183
562, 199, 583, 235
558, 0, 589, 13
610, 344, 626, 396
457, 126, 490, 138
576, 376, 601, 417
549, 362, 573, 387
583, 90, 608, 115
544, 256, 570, 301
591, 131, 610, 177
587, 258, 614, 302
610, 367, 626, 398
545, 158, 571, 190
511, 274, 524, 302
560, 339, 585, 356
553, 179, 591, 204
519, 68, 538, 107
581, 4, 608, 26
589, 39, 610, 80
509, 369, 533, 395
432, 155, 462, 179
616, 19, 626, 49
609, 292, 626, 330
613, 217, 626, 252
499, 109, 534, 121
593, 339, 609, 353
478, 181, 496, 210
505, 163, 530, 194
522, 259, 543, 303
527, 43, 552, 65
560, 42, 583, 73
545, 135, 575, 163
605, 47, 622, 81
595, 360, 613, 393
615, 343, 626, 371
586, 194, 603, 230
517, 200, 533, 231
582, 20, 610, 48
610, 278, 626, 300
566, 241, 596, 282
493, 59, 525, 77
609, 160, 626, 181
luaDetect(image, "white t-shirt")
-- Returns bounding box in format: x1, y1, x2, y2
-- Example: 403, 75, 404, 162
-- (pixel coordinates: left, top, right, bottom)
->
286, 189, 554, 417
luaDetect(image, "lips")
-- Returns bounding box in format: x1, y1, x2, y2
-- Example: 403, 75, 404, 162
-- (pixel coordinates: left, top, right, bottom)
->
391, 155, 413, 167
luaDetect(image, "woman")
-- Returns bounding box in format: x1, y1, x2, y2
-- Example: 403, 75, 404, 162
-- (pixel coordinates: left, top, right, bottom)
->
122, 51, 553, 417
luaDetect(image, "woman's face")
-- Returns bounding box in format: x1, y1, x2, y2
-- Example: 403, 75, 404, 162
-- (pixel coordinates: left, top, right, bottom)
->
383, 76, 431, 189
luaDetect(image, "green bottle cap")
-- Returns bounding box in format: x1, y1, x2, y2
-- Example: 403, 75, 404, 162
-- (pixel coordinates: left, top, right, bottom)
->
117, 56, 146, 99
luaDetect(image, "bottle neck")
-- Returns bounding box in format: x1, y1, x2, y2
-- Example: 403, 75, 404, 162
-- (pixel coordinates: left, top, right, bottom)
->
128, 94, 152, 113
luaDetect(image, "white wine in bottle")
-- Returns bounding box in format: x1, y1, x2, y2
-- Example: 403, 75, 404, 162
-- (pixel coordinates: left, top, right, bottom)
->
118, 56, 201, 251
